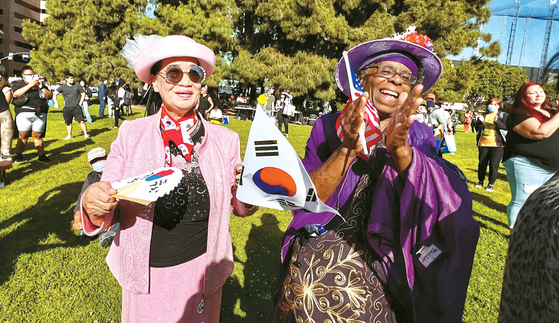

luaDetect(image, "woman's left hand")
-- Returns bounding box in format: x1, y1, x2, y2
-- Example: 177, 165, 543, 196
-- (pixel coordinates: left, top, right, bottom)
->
385, 84, 424, 173
233, 163, 258, 211
234, 163, 244, 187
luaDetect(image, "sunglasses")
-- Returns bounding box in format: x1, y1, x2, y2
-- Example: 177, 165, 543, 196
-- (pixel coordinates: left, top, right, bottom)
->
159, 64, 206, 84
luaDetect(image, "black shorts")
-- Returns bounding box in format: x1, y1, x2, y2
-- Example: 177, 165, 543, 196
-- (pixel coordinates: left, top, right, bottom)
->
63, 106, 84, 124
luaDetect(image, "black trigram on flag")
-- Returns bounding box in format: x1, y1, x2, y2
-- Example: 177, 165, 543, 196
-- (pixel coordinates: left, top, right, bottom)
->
254, 140, 279, 157
306, 188, 317, 202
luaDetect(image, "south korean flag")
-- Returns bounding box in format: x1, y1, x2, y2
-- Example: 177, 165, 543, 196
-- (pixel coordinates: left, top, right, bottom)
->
236, 108, 339, 217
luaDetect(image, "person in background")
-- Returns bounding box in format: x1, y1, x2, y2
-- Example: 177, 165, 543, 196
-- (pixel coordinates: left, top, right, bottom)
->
122, 83, 134, 116
208, 105, 223, 124
54, 73, 90, 140
463, 110, 472, 133
450, 107, 458, 134
471, 111, 479, 134
11, 65, 53, 163
82, 34, 258, 322
80, 80, 93, 123
112, 80, 126, 128
198, 86, 213, 120
264, 86, 275, 117
0, 65, 13, 188
474, 97, 507, 192
431, 101, 450, 156
73, 147, 119, 247
498, 50, 559, 322
426, 99, 436, 131
99, 79, 108, 117
276, 92, 293, 137
415, 100, 428, 124
502, 82, 559, 228
106, 82, 117, 123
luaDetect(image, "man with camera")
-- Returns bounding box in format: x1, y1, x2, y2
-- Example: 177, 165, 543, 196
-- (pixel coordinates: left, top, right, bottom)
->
11, 65, 53, 163
53, 73, 90, 140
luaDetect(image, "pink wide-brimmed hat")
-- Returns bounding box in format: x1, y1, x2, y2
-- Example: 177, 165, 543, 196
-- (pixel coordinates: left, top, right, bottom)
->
335, 27, 442, 95
121, 34, 216, 84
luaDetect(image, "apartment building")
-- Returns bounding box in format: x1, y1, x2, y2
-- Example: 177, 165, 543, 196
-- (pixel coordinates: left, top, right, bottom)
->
0, 0, 47, 77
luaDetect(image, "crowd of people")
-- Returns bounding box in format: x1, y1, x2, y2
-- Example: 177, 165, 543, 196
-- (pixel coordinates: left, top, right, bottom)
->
0, 66, 138, 186
1, 29, 559, 322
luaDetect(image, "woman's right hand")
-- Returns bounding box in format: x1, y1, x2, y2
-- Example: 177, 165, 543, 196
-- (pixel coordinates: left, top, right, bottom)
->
339, 94, 367, 154
309, 95, 366, 202
82, 181, 118, 219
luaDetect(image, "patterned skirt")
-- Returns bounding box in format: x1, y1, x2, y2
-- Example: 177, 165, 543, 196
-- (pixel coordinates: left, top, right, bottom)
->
273, 152, 399, 323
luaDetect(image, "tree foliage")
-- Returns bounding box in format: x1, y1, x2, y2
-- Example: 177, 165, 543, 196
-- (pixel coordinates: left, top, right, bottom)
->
458, 59, 529, 110
229, 0, 498, 102
22, 0, 237, 86
23, 0, 498, 101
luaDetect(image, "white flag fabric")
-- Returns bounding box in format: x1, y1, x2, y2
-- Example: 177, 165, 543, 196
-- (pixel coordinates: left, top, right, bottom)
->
236, 108, 339, 216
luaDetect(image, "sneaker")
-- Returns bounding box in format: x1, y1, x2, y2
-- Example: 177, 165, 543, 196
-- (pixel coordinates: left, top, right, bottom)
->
486, 184, 494, 192
84, 135, 91, 140
64, 135, 72, 140
13, 153, 23, 163
475, 182, 483, 188
37, 154, 51, 163
99, 223, 120, 248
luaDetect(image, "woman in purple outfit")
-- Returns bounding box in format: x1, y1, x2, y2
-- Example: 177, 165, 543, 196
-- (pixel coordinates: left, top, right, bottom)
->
273, 29, 479, 323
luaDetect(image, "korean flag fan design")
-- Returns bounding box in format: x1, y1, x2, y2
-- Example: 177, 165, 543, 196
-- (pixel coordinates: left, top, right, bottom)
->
112, 167, 183, 205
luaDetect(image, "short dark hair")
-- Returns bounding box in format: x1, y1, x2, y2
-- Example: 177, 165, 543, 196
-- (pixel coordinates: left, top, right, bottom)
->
21, 65, 34, 73
65, 72, 74, 79
150, 60, 163, 76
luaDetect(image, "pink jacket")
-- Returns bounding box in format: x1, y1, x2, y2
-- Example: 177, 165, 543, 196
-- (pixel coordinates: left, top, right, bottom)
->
82, 110, 254, 297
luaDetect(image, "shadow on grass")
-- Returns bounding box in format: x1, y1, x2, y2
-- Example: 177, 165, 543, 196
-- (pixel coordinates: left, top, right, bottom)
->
7, 125, 116, 184
471, 191, 508, 214
0, 181, 91, 285
465, 167, 508, 183
472, 210, 510, 239
6, 140, 87, 184
471, 190, 510, 238
221, 213, 284, 322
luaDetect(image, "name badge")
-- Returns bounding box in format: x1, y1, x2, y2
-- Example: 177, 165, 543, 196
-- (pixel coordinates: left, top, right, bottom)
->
416, 244, 442, 268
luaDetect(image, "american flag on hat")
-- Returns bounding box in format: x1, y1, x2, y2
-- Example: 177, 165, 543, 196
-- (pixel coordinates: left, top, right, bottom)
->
335, 51, 382, 160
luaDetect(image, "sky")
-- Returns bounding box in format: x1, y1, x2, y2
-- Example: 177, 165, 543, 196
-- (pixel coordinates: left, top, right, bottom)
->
449, 0, 559, 68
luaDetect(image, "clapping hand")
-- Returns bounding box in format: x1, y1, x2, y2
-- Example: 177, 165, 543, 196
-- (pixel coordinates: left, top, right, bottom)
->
385, 84, 424, 173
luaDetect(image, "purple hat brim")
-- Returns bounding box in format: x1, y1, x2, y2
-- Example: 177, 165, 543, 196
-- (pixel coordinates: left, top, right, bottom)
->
335, 39, 442, 96
132, 35, 216, 84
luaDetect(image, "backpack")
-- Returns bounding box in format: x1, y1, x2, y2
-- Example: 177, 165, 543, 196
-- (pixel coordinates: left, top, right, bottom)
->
123, 90, 132, 106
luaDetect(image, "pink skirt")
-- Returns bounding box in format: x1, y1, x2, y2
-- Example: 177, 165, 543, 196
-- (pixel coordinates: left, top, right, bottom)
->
121, 253, 222, 323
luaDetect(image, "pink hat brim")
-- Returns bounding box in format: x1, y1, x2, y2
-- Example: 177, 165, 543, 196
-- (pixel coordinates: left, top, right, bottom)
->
132, 35, 216, 84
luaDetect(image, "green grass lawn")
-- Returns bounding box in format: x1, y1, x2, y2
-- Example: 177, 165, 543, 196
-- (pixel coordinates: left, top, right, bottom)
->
0, 104, 510, 322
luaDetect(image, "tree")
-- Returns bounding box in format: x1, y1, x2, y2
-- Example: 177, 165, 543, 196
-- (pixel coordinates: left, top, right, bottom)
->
461, 59, 529, 110
23, 0, 498, 102
22, 0, 237, 86
227, 0, 499, 103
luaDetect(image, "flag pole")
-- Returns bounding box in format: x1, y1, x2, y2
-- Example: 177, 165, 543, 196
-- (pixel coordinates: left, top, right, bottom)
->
342, 51, 368, 156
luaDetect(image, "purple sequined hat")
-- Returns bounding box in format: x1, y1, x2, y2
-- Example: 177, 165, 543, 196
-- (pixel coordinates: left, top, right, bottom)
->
335, 31, 442, 95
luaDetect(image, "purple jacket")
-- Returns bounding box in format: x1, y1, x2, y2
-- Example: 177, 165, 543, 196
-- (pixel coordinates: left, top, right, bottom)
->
283, 112, 478, 323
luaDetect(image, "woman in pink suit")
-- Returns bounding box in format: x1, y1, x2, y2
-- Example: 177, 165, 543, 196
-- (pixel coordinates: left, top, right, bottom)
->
81, 34, 258, 322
